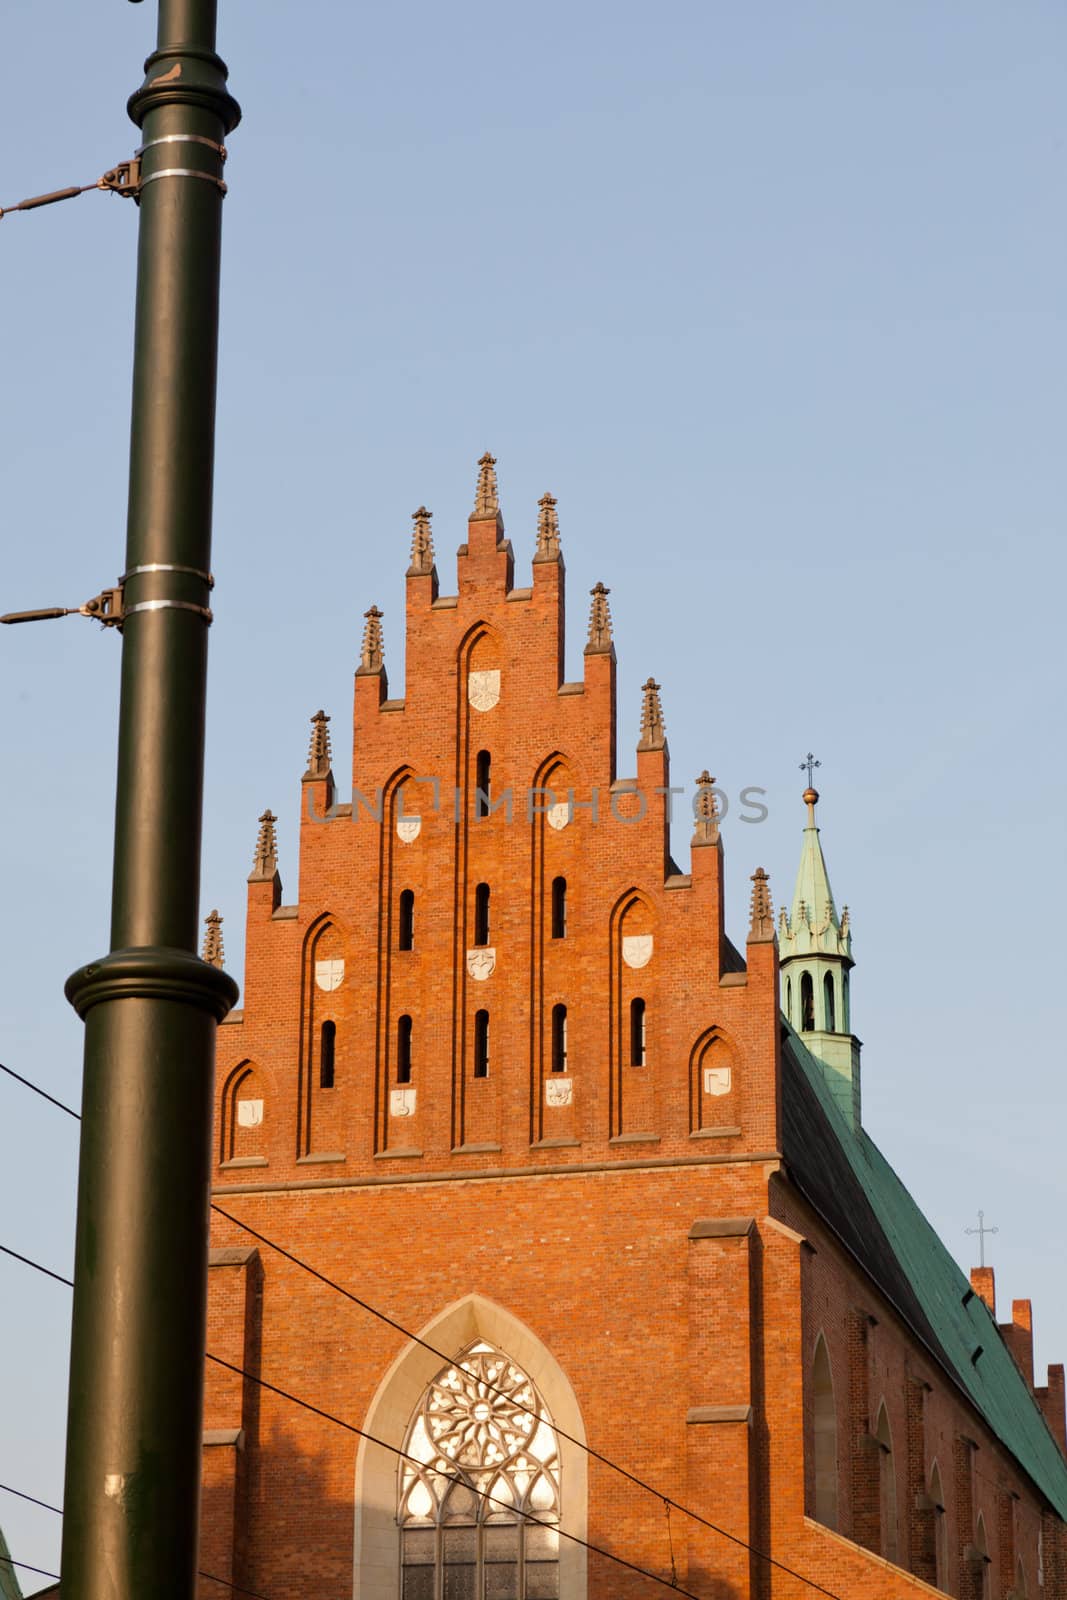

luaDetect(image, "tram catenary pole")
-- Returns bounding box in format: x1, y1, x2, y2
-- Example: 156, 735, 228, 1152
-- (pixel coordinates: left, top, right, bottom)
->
60, 3, 240, 1595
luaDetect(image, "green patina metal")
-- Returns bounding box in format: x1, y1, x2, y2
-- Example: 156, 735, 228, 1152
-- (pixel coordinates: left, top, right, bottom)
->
783, 1024, 1067, 1521
0, 1523, 24, 1600
779, 788, 860, 1126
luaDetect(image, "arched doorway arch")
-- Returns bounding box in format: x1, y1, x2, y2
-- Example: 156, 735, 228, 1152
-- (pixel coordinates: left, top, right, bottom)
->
354, 1295, 588, 1599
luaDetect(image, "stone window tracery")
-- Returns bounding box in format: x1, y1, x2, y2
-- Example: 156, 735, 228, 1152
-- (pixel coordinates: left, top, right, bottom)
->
399, 1342, 561, 1600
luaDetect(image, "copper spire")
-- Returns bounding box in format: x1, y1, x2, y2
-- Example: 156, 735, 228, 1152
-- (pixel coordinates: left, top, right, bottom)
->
201, 909, 224, 969
585, 582, 613, 654
408, 506, 435, 575
748, 867, 775, 943
306, 709, 332, 777
360, 605, 384, 674
637, 677, 666, 750
535, 492, 561, 561
250, 809, 278, 878
472, 451, 499, 518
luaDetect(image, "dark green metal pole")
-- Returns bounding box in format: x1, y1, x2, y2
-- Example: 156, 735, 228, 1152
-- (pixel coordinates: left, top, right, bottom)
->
61, 4, 239, 1595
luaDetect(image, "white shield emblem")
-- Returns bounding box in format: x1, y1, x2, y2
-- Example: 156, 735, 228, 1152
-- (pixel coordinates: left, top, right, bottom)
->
397, 815, 421, 843
703, 1066, 731, 1097
467, 948, 496, 982
468, 669, 501, 712
545, 1079, 572, 1107
237, 1098, 264, 1128
390, 1088, 416, 1118
546, 801, 570, 831
315, 958, 344, 992
622, 934, 653, 970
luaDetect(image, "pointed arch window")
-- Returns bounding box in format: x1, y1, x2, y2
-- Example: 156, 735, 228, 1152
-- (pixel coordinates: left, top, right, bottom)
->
551, 876, 567, 939
823, 972, 836, 1033
475, 750, 492, 818
929, 1462, 948, 1591
875, 1402, 898, 1565
785, 977, 792, 1026
399, 1342, 561, 1600
630, 998, 646, 1067
551, 1004, 567, 1074
319, 1021, 336, 1089
399, 890, 415, 952
474, 1010, 489, 1079
800, 971, 815, 1032
397, 1015, 413, 1084
812, 1335, 837, 1530
474, 883, 491, 948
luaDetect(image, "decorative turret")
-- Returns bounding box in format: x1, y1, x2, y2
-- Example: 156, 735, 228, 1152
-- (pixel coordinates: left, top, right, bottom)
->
534, 492, 561, 563
250, 809, 277, 878
202, 909, 225, 969
692, 770, 719, 846
305, 709, 333, 777
408, 507, 435, 577
748, 868, 775, 943
358, 607, 385, 676
585, 582, 613, 655
472, 451, 499, 519
637, 677, 666, 751
780, 763, 861, 1128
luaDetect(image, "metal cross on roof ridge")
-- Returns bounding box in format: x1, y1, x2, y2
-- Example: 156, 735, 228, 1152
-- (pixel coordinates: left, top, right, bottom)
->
965, 1209, 999, 1268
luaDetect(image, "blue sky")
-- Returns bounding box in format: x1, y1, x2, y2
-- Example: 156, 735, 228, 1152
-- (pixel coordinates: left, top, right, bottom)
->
1, 0, 1064, 1581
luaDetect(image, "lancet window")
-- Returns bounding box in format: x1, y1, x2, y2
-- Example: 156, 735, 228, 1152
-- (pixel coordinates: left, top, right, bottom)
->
398, 1342, 561, 1600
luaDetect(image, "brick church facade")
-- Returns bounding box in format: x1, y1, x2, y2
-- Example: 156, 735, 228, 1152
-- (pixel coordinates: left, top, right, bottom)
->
197, 456, 1067, 1600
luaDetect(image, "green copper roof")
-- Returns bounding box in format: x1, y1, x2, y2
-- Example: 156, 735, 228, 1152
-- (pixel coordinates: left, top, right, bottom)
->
0, 1522, 24, 1600
782, 1025, 1067, 1519
779, 791, 852, 963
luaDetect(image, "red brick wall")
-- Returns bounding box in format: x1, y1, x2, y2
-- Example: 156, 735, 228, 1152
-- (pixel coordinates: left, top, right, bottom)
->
201, 494, 1065, 1598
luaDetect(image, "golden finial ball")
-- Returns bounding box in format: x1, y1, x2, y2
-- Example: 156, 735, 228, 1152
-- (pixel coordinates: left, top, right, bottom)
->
803, 787, 820, 807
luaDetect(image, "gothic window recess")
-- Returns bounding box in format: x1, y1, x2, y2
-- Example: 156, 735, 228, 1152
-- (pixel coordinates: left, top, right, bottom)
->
399, 1341, 561, 1599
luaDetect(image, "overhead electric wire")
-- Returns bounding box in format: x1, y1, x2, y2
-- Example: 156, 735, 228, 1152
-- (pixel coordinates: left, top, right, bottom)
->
0, 1057, 847, 1600
0, 1476, 283, 1599
0, 1551, 61, 1583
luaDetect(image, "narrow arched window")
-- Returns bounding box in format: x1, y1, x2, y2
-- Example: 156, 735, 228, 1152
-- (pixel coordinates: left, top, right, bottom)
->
812, 1335, 838, 1530
474, 882, 490, 947
319, 1020, 336, 1089
842, 969, 850, 1031
398, 889, 415, 952
474, 1010, 489, 1078
551, 1004, 567, 1073
786, 977, 792, 1025
397, 1014, 413, 1084
801, 971, 815, 1032
974, 1514, 990, 1599
875, 1402, 898, 1565
551, 875, 567, 939
399, 1343, 561, 1600
930, 1462, 948, 1590
824, 972, 836, 1032
630, 998, 646, 1066
475, 749, 491, 818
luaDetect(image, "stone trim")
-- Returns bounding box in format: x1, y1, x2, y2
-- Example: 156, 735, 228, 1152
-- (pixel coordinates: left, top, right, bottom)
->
688, 1217, 756, 1240
453, 1143, 502, 1154
203, 1428, 244, 1449
690, 1126, 742, 1140
373, 1148, 424, 1160
219, 1155, 267, 1169
214, 1149, 783, 1198
209, 1246, 258, 1267
686, 1405, 752, 1425
296, 1152, 346, 1165
608, 1133, 660, 1145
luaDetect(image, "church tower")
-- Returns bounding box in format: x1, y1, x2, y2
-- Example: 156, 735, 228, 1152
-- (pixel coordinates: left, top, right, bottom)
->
778, 780, 861, 1128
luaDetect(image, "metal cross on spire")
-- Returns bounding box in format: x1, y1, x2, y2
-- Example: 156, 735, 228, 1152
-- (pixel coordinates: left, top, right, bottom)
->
965, 1209, 999, 1267
800, 752, 821, 787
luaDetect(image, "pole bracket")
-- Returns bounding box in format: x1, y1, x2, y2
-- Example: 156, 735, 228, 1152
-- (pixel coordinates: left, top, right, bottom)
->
1, 577, 214, 631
